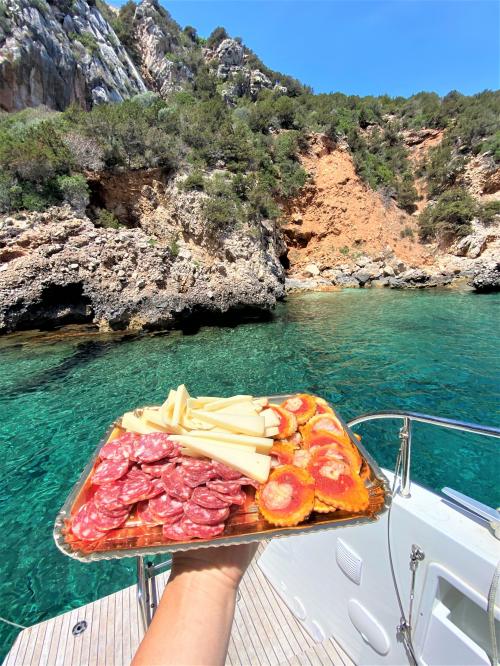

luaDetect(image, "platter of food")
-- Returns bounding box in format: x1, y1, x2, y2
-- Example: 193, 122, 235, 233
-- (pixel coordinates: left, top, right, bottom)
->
53, 387, 391, 561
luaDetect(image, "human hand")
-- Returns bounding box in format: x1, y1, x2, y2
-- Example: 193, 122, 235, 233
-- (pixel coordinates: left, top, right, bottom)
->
171, 542, 259, 590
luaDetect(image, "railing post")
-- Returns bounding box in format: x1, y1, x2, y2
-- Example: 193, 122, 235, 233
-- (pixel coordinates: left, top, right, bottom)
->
136, 555, 151, 631
399, 417, 412, 497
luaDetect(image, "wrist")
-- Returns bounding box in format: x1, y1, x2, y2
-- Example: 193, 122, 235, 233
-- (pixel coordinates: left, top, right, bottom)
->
171, 556, 242, 592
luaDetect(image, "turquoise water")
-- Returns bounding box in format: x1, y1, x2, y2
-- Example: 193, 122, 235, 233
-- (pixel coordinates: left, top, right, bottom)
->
1, 289, 499, 654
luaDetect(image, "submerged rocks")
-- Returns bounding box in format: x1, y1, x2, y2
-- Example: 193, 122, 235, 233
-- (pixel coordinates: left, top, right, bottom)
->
0, 204, 285, 334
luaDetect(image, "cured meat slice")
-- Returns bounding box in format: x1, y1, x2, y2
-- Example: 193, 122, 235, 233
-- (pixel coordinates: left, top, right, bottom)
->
181, 517, 225, 539
148, 493, 184, 522
99, 432, 139, 461
213, 489, 246, 506
180, 457, 213, 472
182, 468, 217, 488
119, 470, 152, 505
87, 501, 130, 531
134, 433, 176, 463
143, 477, 165, 499
184, 501, 230, 526
281, 394, 317, 425
191, 487, 229, 509
257, 465, 315, 527
162, 518, 189, 541
92, 459, 130, 485
237, 477, 259, 488
141, 459, 176, 478
93, 482, 126, 513
71, 503, 107, 542
161, 468, 192, 501
210, 461, 242, 481
206, 480, 243, 495
136, 500, 161, 526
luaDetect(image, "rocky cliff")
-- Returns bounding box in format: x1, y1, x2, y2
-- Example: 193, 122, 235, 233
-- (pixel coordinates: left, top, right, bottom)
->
0, 0, 147, 110
0, 175, 286, 333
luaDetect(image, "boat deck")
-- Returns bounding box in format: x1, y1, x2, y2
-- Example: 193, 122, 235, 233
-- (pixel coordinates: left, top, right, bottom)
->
4, 545, 353, 666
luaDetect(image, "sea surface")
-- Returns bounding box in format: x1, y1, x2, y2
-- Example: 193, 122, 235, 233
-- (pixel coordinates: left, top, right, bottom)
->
1, 289, 499, 655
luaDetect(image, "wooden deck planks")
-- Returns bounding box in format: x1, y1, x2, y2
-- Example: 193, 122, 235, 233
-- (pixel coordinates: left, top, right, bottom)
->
3, 548, 354, 666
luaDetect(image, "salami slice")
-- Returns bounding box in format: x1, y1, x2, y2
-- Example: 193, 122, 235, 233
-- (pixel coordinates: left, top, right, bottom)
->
237, 477, 259, 488
180, 458, 213, 473
191, 486, 229, 509
119, 470, 152, 505
134, 433, 175, 463
99, 433, 138, 461
211, 461, 242, 480
161, 468, 192, 501
184, 501, 230, 526
206, 480, 243, 495
141, 459, 176, 478
162, 517, 188, 541
92, 459, 130, 485
214, 489, 246, 506
93, 482, 126, 513
71, 503, 107, 541
143, 477, 164, 500
136, 500, 161, 526
86, 501, 130, 531
148, 493, 184, 522
181, 517, 225, 539
182, 468, 217, 488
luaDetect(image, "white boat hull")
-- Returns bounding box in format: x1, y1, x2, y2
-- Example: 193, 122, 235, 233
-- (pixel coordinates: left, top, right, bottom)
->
258, 471, 500, 665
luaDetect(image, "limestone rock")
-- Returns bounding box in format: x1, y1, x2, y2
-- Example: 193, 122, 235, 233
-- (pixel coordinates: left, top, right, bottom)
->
0, 0, 146, 112
303, 263, 320, 277
471, 261, 500, 292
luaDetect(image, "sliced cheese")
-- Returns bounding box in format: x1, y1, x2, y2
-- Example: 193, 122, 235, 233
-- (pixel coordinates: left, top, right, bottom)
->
174, 438, 271, 483
171, 435, 256, 454
121, 411, 160, 434
180, 409, 213, 431
160, 389, 176, 423
194, 411, 265, 437
265, 426, 279, 437
171, 384, 189, 426
184, 430, 274, 454
141, 408, 186, 435
188, 397, 217, 409
262, 408, 280, 428
253, 397, 269, 409
202, 395, 253, 412
216, 401, 258, 416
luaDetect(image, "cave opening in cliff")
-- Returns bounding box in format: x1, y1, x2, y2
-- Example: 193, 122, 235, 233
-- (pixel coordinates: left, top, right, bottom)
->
17, 283, 95, 331
86, 179, 139, 228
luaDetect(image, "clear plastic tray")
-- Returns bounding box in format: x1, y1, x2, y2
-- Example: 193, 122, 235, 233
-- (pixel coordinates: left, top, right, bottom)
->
54, 395, 391, 561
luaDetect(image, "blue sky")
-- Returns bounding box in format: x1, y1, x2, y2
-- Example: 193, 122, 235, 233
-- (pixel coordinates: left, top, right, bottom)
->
124, 1, 500, 97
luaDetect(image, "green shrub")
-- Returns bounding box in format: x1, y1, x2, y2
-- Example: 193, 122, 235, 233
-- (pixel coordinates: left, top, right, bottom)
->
182, 169, 205, 191
400, 225, 414, 239
418, 188, 477, 240
56, 174, 89, 210
480, 131, 500, 162
480, 200, 500, 225
206, 27, 228, 50
169, 233, 180, 256
70, 31, 99, 55
339, 246, 350, 256
95, 209, 120, 229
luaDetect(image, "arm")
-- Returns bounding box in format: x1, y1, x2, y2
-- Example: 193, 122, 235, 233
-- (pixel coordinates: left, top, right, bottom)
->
132, 543, 258, 666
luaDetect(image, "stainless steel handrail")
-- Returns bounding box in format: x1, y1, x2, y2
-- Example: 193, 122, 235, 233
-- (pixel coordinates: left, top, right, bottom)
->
347, 410, 500, 497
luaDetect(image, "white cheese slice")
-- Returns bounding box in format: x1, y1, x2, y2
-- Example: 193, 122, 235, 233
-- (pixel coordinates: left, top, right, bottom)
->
173, 438, 271, 483
173, 435, 255, 454
202, 395, 253, 412
184, 430, 274, 454
160, 389, 176, 423
121, 412, 161, 434
253, 397, 269, 409
216, 401, 258, 416
141, 408, 186, 434
265, 426, 280, 437
262, 408, 280, 428
171, 384, 189, 426
188, 397, 218, 409
194, 411, 265, 436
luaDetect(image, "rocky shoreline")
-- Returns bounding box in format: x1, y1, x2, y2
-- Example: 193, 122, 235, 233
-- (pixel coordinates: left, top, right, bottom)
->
285, 252, 500, 293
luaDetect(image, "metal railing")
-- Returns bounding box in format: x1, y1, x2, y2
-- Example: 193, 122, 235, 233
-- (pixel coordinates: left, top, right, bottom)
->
347, 410, 500, 497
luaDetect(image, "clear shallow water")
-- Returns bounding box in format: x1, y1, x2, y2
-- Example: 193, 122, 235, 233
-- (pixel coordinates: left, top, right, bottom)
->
0, 289, 499, 654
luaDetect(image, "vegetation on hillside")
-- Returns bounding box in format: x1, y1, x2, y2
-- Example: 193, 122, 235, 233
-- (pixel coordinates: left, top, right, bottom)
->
0, 0, 499, 241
